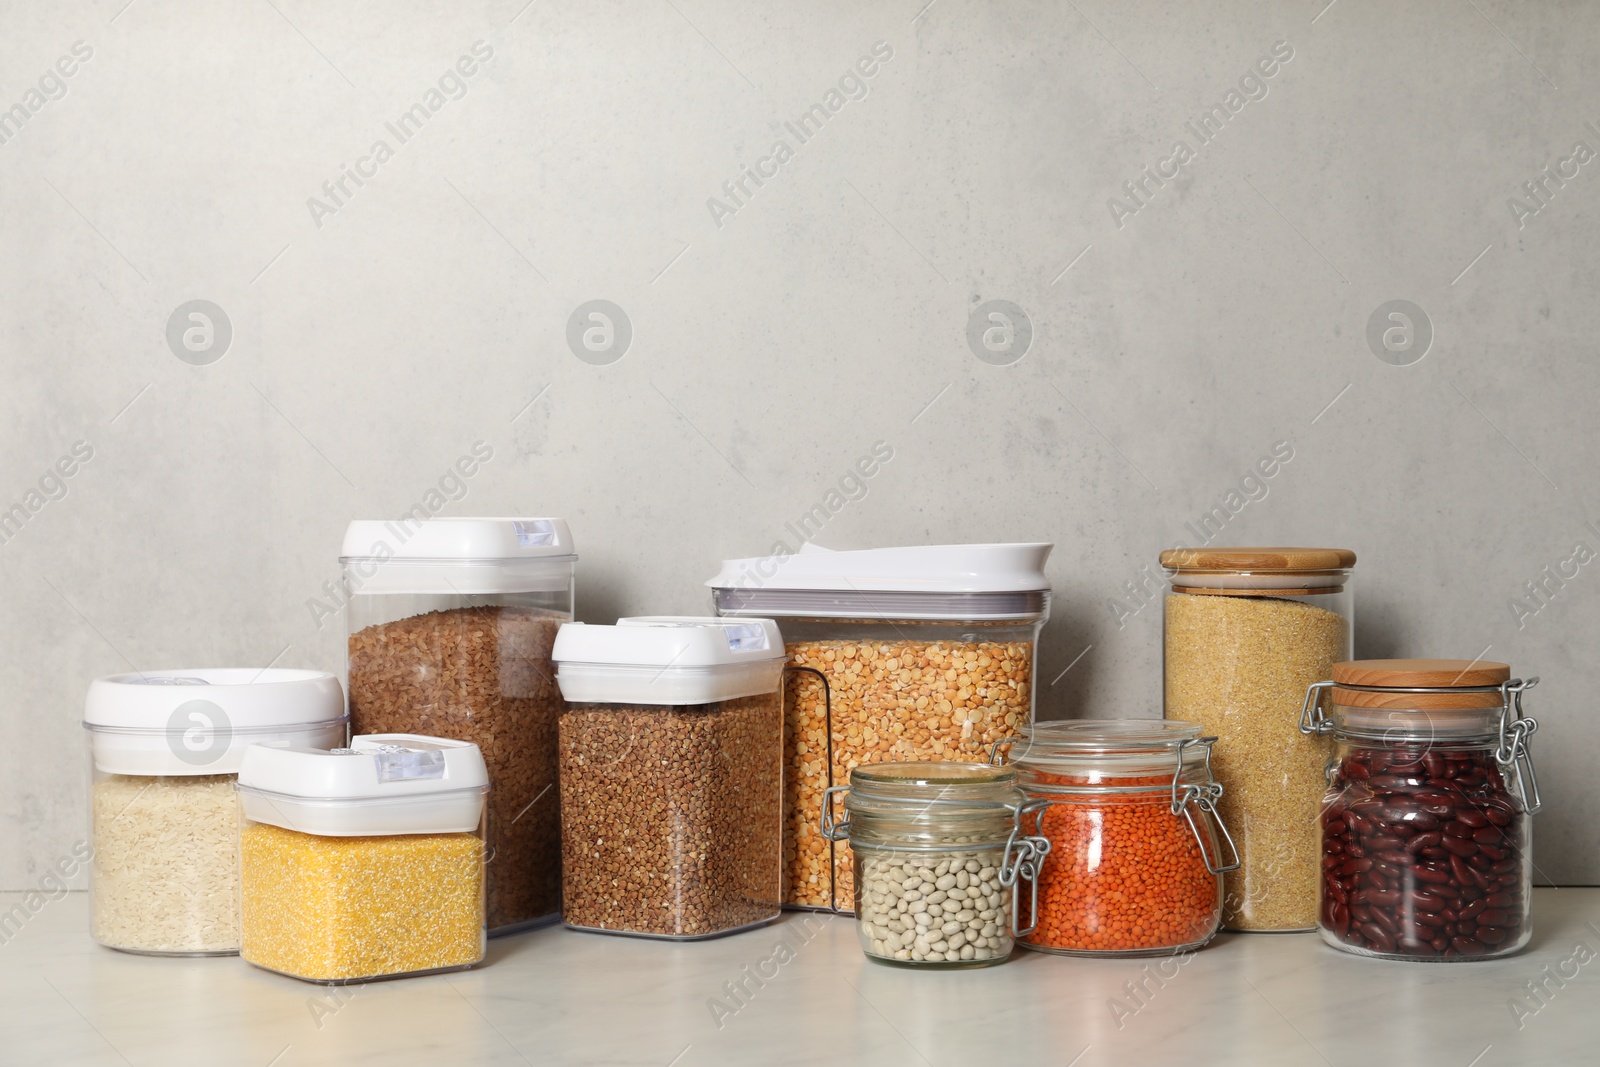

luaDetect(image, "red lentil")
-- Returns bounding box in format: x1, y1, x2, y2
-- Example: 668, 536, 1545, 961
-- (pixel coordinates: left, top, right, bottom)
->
1022, 772, 1220, 954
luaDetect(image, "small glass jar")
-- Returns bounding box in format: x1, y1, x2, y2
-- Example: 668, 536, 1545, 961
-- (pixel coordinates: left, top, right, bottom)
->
1008, 721, 1237, 957
342, 517, 575, 934
819, 762, 1048, 967
82, 669, 346, 956
1161, 547, 1354, 931
237, 734, 488, 983
1303, 659, 1541, 962
552, 618, 786, 939
709, 542, 1052, 914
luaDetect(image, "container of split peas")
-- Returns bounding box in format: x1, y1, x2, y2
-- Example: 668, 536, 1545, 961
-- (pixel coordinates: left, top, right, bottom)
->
1006, 720, 1237, 957
820, 762, 1051, 967
236, 734, 488, 984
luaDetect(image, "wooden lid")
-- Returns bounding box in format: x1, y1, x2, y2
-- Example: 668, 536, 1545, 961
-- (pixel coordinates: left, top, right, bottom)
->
1331, 659, 1510, 710
1159, 547, 1356, 572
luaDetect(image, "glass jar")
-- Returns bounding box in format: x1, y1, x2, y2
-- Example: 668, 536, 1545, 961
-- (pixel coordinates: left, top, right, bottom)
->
1161, 547, 1354, 931
819, 761, 1048, 967
1303, 659, 1541, 961
709, 542, 1052, 913
552, 617, 786, 939
82, 669, 346, 956
341, 517, 575, 934
1007, 720, 1236, 957
237, 734, 489, 983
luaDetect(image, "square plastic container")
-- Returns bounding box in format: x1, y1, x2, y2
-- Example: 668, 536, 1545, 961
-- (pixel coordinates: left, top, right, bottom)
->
236, 734, 488, 983
708, 542, 1052, 912
82, 668, 346, 956
341, 517, 574, 934
552, 617, 785, 939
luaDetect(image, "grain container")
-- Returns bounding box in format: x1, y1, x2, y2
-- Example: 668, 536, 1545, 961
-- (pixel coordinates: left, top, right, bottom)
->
819, 761, 1050, 967
82, 669, 346, 955
341, 517, 574, 934
1007, 720, 1236, 957
1303, 659, 1540, 961
1160, 547, 1354, 931
709, 542, 1052, 913
552, 617, 785, 939
237, 734, 488, 983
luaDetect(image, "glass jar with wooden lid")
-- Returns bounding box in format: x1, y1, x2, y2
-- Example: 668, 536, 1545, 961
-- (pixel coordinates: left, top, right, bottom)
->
1160, 547, 1355, 931
1303, 659, 1540, 961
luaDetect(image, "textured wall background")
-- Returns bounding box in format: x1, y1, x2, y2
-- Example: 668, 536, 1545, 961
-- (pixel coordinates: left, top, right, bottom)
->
2, 0, 1597, 888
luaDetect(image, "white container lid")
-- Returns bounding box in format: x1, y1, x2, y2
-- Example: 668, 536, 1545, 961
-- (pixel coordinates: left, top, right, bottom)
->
340, 517, 576, 595
552, 617, 786, 706
707, 542, 1053, 620
83, 668, 347, 776
237, 734, 488, 836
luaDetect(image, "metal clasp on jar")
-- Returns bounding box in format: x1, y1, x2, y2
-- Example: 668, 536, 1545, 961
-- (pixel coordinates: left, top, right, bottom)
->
819, 784, 851, 841
1497, 677, 1542, 815
1171, 736, 1241, 875
1000, 798, 1052, 939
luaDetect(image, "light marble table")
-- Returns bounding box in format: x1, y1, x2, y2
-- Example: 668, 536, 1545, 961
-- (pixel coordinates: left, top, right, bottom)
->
2, 889, 1596, 1066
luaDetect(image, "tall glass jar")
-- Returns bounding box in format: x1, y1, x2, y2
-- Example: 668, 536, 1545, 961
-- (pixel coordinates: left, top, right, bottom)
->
709, 542, 1052, 914
1161, 547, 1354, 931
341, 517, 575, 934
819, 762, 1048, 967
1008, 720, 1236, 957
1303, 659, 1541, 961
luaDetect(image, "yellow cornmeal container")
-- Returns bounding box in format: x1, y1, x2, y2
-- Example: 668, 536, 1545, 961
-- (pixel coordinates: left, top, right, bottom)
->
236, 734, 488, 983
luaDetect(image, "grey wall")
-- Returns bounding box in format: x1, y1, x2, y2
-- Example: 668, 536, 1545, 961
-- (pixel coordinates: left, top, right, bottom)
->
3, 0, 1597, 888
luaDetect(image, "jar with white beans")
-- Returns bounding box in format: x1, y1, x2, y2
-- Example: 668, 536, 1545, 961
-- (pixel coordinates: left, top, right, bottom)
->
821, 762, 1050, 968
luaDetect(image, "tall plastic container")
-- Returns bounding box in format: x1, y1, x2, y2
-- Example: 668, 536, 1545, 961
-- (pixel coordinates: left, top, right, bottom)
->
342, 517, 574, 933
83, 668, 346, 955
709, 542, 1051, 912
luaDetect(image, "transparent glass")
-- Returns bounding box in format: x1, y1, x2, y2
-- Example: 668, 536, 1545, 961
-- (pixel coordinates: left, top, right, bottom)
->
557, 694, 782, 940
1163, 570, 1353, 931
238, 812, 486, 983
1011, 721, 1226, 957
841, 763, 1023, 968
1319, 719, 1532, 962
714, 613, 1045, 915
345, 576, 573, 934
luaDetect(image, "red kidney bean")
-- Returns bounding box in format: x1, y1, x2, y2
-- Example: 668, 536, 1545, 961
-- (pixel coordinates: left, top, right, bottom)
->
1321, 746, 1527, 959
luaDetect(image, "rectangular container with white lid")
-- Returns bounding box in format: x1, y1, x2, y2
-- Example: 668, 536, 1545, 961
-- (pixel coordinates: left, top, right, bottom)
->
82, 668, 347, 956
552, 617, 785, 939
708, 542, 1052, 913
340, 516, 574, 934
236, 734, 488, 983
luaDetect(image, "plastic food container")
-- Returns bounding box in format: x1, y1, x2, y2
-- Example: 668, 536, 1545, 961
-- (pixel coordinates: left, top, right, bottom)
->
341, 517, 574, 934
1161, 546, 1354, 931
552, 617, 785, 939
708, 541, 1052, 913
820, 761, 1049, 967
1008, 720, 1236, 957
82, 669, 346, 956
1303, 659, 1541, 961
237, 734, 488, 983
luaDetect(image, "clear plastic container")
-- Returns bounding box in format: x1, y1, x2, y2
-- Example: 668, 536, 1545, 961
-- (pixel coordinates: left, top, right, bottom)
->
1161, 547, 1354, 931
236, 734, 488, 983
82, 669, 346, 956
552, 618, 786, 939
709, 542, 1052, 913
1008, 720, 1236, 957
1303, 659, 1540, 961
341, 517, 574, 934
819, 761, 1048, 967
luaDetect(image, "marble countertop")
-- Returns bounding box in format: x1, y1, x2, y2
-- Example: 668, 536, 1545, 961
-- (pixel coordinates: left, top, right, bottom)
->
2, 889, 1595, 1066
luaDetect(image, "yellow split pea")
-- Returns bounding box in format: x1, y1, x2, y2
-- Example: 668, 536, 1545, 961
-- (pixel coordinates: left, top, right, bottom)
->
240, 824, 484, 982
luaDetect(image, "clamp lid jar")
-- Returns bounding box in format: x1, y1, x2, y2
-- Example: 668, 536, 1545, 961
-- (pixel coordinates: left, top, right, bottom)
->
820, 762, 1048, 968
1006, 720, 1238, 957
1304, 659, 1541, 961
